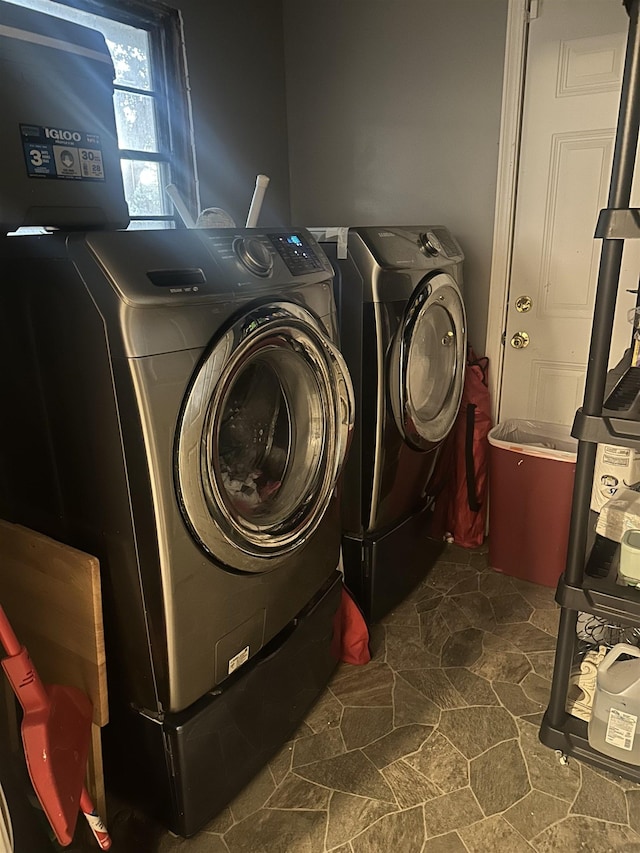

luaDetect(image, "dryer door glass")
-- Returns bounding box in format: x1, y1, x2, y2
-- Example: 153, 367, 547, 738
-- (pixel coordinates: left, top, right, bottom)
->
407, 303, 457, 423
394, 272, 466, 450
175, 301, 354, 570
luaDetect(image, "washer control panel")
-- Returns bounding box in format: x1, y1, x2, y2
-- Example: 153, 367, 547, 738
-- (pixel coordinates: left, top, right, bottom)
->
77, 227, 334, 309
268, 232, 326, 275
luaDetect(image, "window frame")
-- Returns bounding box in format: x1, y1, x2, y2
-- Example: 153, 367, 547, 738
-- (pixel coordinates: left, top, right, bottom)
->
15, 0, 198, 227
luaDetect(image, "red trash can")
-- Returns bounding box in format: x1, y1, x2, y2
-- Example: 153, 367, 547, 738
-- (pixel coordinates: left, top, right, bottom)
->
488, 420, 577, 588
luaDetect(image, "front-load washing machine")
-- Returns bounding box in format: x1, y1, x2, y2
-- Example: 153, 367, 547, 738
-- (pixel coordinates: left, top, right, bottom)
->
313, 226, 466, 622
0, 226, 354, 836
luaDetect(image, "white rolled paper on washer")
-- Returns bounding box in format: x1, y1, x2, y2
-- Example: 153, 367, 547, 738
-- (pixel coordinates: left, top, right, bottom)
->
245, 174, 270, 227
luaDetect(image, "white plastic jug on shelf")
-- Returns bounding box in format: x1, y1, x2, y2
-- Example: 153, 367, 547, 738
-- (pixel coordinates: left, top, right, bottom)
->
619, 529, 640, 586
588, 643, 640, 765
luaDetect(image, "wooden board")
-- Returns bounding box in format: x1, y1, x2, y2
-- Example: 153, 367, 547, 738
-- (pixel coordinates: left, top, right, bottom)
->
0, 520, 109, 817
0, 520, 108, 727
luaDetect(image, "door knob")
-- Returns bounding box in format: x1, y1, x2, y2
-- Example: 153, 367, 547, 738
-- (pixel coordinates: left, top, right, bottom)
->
510, 331, 530, 349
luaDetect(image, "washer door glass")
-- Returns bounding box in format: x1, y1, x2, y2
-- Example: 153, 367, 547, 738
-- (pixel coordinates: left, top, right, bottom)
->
215, 346, 324, 526
392, 272, 466, 450
175, 302, 354, 570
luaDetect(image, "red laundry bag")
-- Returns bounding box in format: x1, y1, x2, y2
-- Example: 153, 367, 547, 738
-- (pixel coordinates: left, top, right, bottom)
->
339, 586, 370, 665
432, 348, 492, 548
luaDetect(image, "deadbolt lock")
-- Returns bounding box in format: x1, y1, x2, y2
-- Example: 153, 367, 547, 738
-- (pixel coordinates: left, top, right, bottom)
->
515, 295, 533, 313
510, 331, 530, 349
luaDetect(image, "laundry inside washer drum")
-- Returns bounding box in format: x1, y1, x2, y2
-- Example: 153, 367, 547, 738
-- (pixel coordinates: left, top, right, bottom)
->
216, 350, 324, 521
219, 362, 287, 510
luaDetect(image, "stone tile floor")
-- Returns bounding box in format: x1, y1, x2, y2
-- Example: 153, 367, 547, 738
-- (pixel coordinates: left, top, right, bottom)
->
72, 544, 640, 852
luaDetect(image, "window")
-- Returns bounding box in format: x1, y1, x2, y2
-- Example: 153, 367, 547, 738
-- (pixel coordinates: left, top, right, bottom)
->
6, 0, 197, 228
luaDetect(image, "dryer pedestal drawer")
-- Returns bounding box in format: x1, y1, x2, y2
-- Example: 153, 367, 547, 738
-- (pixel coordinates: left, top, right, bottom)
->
343, 504, 445, 623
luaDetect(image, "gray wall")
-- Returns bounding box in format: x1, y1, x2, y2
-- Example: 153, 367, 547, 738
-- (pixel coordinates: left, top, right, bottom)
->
177, 0, 291, 227
172, 0, 508, 350
282, 0, 508, 352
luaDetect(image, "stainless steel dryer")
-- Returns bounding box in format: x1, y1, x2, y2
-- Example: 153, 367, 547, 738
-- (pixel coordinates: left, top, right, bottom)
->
313, 226, 466, 622
0, 226, 353, 836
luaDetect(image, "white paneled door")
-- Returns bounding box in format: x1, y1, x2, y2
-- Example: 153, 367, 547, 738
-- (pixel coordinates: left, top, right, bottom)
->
499, 0, 640, 426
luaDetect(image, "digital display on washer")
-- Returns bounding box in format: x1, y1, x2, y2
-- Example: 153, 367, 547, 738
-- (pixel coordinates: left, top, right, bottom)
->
268, 232, 324, 275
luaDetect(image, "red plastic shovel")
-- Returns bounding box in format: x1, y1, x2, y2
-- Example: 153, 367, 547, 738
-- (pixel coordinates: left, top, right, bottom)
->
0, 604, 111, 849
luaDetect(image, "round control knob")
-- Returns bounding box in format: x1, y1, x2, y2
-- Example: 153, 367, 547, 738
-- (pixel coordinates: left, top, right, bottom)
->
233, 237, 274, 277
418, 231, 443, 257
